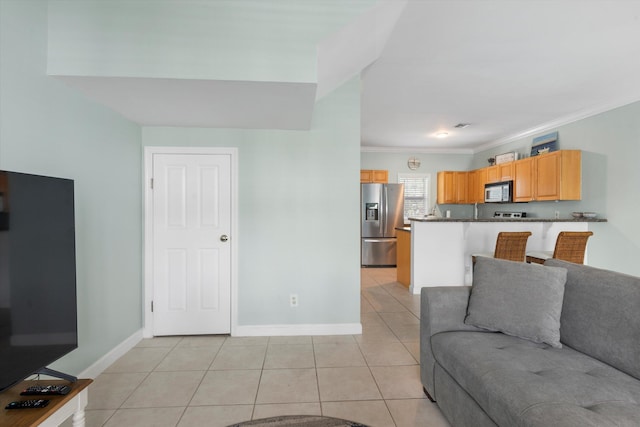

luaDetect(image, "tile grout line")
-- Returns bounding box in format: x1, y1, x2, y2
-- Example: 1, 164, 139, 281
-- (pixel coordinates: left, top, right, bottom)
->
175, 336, 227, 426
368, 270, 405, 427
312, 336, 324, 417
249, 336, 270, 420
86, 268, 433, 427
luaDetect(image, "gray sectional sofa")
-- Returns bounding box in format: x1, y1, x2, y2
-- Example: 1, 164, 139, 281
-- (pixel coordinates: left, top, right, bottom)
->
420, 257, 640, 427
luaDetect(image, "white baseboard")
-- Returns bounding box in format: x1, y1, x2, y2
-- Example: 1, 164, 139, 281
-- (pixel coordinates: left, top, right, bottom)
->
73, 324, 361, 379
233, 323, 362, 337
78, 330, 143, 379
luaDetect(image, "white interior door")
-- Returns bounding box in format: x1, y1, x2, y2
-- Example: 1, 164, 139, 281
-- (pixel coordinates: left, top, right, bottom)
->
151, 153, 231, 336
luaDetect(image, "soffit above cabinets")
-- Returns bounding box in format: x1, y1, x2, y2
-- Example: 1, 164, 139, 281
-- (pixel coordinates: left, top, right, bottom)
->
47, 0, 404, 132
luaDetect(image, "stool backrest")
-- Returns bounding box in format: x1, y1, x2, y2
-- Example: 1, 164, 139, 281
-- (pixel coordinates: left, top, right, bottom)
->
552, 231, 594, 264
494, 231, 532, 262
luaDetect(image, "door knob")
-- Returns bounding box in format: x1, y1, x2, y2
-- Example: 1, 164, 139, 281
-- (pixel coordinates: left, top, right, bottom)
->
220, 234, 229, 242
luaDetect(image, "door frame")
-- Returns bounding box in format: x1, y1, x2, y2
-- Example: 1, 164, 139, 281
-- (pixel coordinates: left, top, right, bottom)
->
143, 146, 239, 338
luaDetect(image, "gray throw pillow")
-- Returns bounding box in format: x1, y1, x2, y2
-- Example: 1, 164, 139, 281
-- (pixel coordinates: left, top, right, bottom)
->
465, 257, 568, 348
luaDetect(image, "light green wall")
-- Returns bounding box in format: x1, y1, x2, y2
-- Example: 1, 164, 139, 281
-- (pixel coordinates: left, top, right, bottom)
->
472, 102, 640, 276
143, 78, 362, 326
47, 0, 376, 83
0, 0, 142, 375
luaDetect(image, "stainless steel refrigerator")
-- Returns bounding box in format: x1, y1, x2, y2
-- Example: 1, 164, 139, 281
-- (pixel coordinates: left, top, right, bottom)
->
361, 183, 404, 267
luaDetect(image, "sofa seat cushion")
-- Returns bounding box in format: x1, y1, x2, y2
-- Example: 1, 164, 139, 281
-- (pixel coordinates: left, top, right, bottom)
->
432, 331, 640, 427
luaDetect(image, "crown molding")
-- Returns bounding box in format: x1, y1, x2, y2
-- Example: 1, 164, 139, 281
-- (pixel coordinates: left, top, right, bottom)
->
362, 97, 640, 155
472, 96, 640, 154
360, 146, 474, 155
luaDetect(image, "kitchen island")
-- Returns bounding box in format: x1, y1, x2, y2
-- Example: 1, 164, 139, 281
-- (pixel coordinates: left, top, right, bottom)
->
407, 217, 606, 294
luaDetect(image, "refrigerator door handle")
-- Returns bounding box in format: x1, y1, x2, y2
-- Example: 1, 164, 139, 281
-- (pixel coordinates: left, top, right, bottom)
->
382, 185, 388, 234
363, 238, 396, 243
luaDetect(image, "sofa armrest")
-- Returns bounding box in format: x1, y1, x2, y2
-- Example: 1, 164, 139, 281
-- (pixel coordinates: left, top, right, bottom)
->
420, 286, 482, 400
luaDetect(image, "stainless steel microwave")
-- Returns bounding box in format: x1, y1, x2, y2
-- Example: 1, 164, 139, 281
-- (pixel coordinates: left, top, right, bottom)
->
484, 180, 513, 203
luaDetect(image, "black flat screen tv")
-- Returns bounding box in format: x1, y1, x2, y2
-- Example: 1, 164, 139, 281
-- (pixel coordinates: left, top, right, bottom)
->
0, 170, 77, 392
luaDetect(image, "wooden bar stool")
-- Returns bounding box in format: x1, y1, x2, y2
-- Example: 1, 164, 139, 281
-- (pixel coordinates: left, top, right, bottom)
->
472, 231, 532, 264
526, 231, 593, 265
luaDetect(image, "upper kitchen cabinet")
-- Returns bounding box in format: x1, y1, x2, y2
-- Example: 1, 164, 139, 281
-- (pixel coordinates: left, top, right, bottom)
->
361, 169, 388, 183
535, 150, 581, 201
454, 172, 469, 204
437, 171, 469, 204
514, 150, 581, 202
437, 150, 581, 205
437, 171, 456, 204
486, 165, 499, 183
499, 162, 514, 182
513, 157, 535, 202
468, 169, 486, 203
486, 163, 514, 183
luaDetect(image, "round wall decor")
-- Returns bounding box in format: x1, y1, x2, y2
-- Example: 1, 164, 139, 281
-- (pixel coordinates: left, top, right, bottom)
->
408, 157, 421, 170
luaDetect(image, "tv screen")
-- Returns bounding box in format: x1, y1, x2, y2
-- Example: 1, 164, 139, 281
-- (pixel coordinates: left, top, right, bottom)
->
0, 170, 77, 392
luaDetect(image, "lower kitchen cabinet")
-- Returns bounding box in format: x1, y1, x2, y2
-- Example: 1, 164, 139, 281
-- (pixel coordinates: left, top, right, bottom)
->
396, 228, 411, 287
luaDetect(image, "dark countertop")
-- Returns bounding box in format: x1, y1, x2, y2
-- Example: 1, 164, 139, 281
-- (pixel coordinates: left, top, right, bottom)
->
396, 227, 411, 232
409, 217, 607, 223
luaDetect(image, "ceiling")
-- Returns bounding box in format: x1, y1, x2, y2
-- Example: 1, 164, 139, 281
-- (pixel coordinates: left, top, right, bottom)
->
361, 0, 640, 153
54, 1, 640, 154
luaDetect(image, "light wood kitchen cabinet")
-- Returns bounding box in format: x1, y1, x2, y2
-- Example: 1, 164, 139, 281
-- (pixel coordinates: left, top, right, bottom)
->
513, 157, 535, 202
468, 169, 485, 203
437, 171, 470, 204
360, 169, 388, 183
396, 228, 411, 288
535, 153, 559, 200
455, 172, 469, 204
437, 150, 581, 204
534, 150, 581, 201
499, 162, 514, 181
486, 163, 514, 183
486, 165, 500, 183
437, 171, 456, 204
468, 170, 478, 203
513, 150, 581, 202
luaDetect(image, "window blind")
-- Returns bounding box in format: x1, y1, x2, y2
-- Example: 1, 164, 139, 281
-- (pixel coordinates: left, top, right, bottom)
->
398, 173, 430, 221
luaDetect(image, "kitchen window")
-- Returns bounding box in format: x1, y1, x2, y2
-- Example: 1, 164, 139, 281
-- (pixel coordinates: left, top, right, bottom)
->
398, 173, 430, 222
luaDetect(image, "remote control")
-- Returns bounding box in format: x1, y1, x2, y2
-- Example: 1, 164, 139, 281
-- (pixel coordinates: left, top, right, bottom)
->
5, 399, 50, 410
21, 385, 71, 396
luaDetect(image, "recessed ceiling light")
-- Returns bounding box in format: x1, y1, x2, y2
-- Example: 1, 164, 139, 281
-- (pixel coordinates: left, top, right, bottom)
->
436, 132, 449, 138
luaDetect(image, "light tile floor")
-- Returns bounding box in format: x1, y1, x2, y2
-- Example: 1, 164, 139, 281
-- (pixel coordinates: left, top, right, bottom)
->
67, 268, 450, 427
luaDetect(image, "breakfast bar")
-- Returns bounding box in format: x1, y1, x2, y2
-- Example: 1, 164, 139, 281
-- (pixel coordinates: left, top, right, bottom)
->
407, 217, 606, 294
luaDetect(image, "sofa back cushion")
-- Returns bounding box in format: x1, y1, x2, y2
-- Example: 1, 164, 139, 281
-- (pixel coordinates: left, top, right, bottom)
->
546, 259, 640, 380
466, 257, 567, 348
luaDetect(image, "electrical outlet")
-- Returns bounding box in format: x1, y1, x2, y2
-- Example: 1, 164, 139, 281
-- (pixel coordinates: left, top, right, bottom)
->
289, 294, 298, 307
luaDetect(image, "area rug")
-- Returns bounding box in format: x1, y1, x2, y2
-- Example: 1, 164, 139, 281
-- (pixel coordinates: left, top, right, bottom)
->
227, 415, 369, 427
